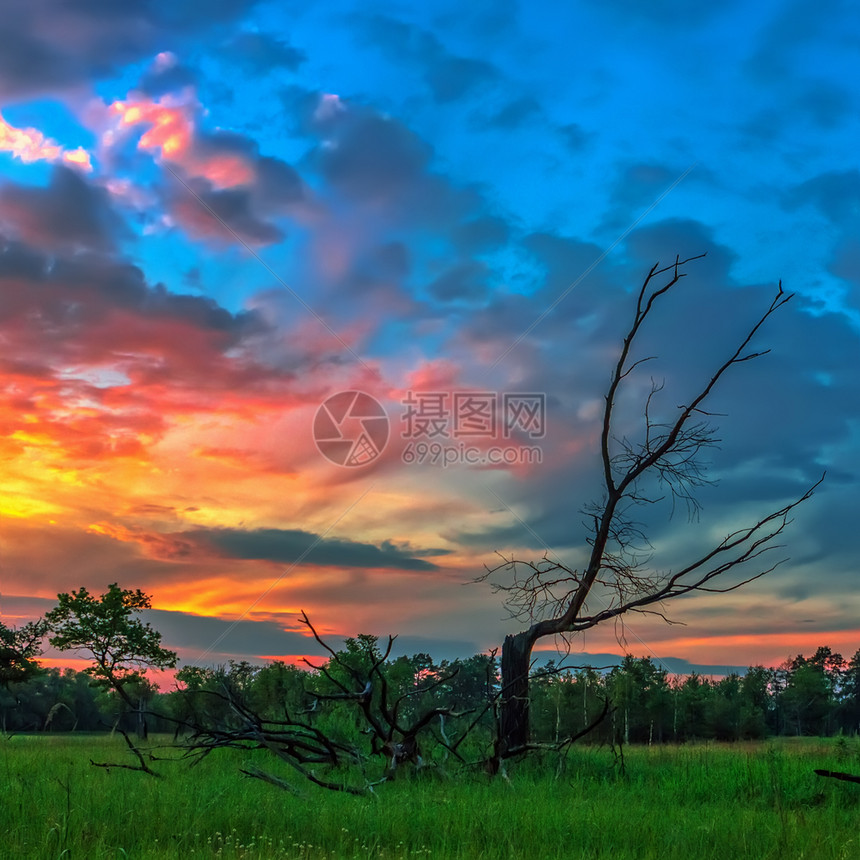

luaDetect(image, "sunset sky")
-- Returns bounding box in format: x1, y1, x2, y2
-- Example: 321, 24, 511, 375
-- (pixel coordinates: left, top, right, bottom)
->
1, 0, 859, 677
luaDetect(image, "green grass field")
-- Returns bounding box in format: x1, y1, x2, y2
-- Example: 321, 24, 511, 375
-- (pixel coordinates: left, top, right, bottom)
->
2, 734, 860, 859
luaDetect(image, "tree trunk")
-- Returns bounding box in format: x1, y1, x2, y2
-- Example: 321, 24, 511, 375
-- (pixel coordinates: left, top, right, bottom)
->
499, 631, 534, 754
136, 698, 148, 740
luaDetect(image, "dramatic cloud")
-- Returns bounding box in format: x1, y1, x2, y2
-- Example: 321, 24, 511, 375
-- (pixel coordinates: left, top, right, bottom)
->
314, 110, 433, 202
222, 32, 305, 74
89, 523, 447, 571
428, 260, 489, 302
0, 112, 91, 169
0, 0, 259, 102
99, 86, 310, 246
357, 15, 499, 104
785, 170, 860, 225
1, 0, 858, 674
0, 165, 122, 251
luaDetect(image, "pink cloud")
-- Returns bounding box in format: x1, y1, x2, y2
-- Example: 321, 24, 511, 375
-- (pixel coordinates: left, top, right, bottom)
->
107, 95, 255, 189
0, 111, 92, 170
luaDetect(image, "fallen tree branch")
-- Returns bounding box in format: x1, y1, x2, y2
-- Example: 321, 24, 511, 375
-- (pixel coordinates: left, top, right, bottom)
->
90, 728, 161, 778
814, 769, 860, 784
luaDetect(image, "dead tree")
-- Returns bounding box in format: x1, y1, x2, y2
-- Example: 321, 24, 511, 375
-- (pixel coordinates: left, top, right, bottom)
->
482, 255, 820, 756
297, 613, 474, 778
175, 613, 479, 794
814, 769, 860, 784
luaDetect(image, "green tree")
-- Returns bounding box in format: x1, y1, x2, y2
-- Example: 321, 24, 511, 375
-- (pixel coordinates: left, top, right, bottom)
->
608, 657, 646, 744
707, 674, 744, 740
606, 657, 671, 744
780, 652, 839, 736
674, 674, 712, 740
0, 619, 47, 687
573, 667, 607, 738
46, 583, 177, 737
529, 665, 608, 745
249, 660, 310, 720
529, 664, 571, 743
840, 649, 860, 734
738, 666, 771, 738
0, 619, 48, 734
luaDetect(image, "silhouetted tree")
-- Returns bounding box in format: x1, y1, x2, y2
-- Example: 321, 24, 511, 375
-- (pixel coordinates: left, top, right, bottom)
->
46, 583, 177, 738
481, 256, 819, 756
674, 674, 711, 740
780, 649, 844, 736
0, 619, 46, 687
738, 666, 771, 738
840, 649, 860, 734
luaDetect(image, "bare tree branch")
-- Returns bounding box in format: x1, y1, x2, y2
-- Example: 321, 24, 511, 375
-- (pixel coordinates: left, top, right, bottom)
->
485, 256, 819, 754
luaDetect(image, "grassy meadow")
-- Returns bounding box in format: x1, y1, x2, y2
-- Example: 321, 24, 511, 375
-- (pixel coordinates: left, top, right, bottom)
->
2, 734, 860, 859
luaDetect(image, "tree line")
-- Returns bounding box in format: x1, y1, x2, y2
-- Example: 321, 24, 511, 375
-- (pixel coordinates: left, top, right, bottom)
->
3, 609, 859, 743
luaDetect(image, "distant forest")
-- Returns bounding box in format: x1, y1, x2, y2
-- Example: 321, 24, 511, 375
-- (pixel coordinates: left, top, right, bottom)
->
3, 641, 859, 742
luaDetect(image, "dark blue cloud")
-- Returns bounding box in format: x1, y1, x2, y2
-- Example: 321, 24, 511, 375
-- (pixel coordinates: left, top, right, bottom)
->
148, 609, 480, 665
138, 60, 198, 97
450, 216, 510, 254
483, 97, 542, 130
584, 0, 739, 26
222, 31, 305, 73
745, 0, 846, 82
428, 260, 489, 302
0, 165, 127, 253
314, 111, 433, 201
784, 170, 860, 225
186, 526, 447, 571
356, 14, 499, 104
0, 0, 260, 101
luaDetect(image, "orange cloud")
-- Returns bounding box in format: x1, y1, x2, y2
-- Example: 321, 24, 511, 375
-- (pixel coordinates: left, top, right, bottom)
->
655, 630, 860, 667
108, 96, 254, 188
530, 627, 860, 671
0, 111, 92, 170
62, 148, 94, 170
87, 522, 199, 560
